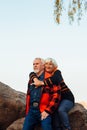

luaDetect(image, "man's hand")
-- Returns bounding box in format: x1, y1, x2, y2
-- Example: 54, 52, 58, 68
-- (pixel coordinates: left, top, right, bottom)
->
41, 111, 49, 120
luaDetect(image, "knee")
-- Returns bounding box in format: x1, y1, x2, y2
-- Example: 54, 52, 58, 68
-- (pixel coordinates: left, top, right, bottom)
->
58, 107, 64, 113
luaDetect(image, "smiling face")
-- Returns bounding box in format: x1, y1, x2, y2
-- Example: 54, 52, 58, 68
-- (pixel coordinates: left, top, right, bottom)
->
45, 61, 56, 73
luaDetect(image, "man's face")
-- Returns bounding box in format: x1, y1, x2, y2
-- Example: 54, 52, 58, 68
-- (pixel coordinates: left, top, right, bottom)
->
33, 59, 44, 75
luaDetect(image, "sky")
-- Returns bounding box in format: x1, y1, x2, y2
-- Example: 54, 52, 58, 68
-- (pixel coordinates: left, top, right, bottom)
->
0, 0, 87, 102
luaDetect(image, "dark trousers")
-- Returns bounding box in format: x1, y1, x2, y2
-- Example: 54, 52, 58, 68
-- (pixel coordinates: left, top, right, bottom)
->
52, 100, 74, 130
23, 107, 52, 130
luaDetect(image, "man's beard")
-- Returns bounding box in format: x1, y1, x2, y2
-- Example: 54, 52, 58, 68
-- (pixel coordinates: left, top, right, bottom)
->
34, 69, 39, 74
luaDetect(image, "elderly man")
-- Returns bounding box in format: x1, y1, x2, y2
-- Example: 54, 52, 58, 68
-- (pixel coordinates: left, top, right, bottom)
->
23, 57, 61, 130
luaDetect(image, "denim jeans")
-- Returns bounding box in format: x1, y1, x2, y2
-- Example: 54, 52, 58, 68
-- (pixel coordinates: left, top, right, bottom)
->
52, 100, 74, 130
22, 107, 52, 130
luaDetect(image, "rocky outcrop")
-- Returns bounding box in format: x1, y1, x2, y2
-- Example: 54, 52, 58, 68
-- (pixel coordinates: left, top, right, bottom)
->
0, 81, 87, 130
7, 104, 87, 130
0, 82, 26, 130
69, 103, 87, 130
7, 118, 25, 130
79, 101, 87, 109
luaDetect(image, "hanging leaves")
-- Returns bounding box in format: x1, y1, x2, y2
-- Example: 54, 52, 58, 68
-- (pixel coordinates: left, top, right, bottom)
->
54, 0, 87, 24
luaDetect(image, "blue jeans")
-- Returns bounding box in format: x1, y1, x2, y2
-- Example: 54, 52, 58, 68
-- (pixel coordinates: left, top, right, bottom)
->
22, 107, 52, 130
52, 100, 74, 130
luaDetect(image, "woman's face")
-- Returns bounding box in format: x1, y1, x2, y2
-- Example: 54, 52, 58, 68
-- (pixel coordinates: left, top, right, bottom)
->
45, 61, 56, 73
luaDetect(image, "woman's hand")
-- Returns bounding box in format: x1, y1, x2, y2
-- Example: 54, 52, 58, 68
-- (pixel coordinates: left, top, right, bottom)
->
32, 78, 44, 87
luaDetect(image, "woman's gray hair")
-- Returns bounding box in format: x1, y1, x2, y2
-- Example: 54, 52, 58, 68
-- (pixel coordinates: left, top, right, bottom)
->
45, 58, 58, 67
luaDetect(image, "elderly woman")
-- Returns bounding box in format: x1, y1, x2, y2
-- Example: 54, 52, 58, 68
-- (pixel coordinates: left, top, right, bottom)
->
30, 58, 75, 130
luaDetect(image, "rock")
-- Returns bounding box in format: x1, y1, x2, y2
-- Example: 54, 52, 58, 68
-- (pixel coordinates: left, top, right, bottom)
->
79, 101, 87, 109
69, 103, 87, 130
7, 103, 87, 130
0, 82, 26, 130
7, 118, 25, 130
7, 117, 42, 130
0, 81, 87, 130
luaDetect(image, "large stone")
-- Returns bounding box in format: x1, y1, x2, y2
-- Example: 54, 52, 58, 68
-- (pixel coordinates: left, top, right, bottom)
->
69, 103, 87, 130
7, 118, 25, 130
7, 104, 87, 130
0, 82, 26, 130
0, 81, 87, 130
7, 118, 42, 130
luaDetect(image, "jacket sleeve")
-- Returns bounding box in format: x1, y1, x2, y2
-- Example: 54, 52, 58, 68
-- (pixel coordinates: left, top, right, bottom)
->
29, 72, 38, 82
25, 92, 30, 115
44, 70, 64, 86
25, 81, 31, 115
44, 84, 61, 114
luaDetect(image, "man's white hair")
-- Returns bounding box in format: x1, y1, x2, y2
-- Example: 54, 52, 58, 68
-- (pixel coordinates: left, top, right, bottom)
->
34, 57, 45, 65
45, 58, 58, 68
